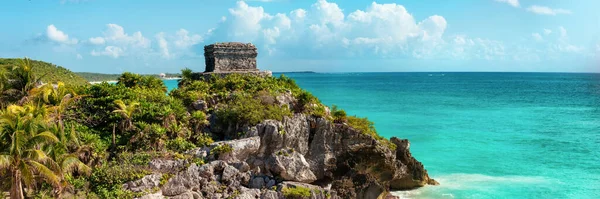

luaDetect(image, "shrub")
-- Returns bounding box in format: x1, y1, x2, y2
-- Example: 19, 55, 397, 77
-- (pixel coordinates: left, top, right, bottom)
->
331, 105, 347, 123
166, 137, 197, 153
347, 116, 396, 150
282, 186, 312, 198
214, 93, 292, 126
89, 162, 152, 196
117, 72, 167, 92
159, 173, 174, 186
116, 152, 159, 166
193, 134, 214, 148
210, 144, 233, 159
132, 122, 167, 151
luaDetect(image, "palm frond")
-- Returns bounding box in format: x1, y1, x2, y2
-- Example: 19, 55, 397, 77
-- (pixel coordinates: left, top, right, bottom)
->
27, 131, 59, 147
26, 160, 60, 186
0, 154, 12, 169
60, 155, 91, 175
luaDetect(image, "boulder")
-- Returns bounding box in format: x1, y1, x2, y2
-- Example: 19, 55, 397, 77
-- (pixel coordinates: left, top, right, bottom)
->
149, 159, 187, 173
138, 191, 165, 199
389, 138, 439, 190
260, 190, 281, 199
266, 150, 317, 183
236, 187, 261, 199
213, 136, 260, 163
122, 173, 162, 192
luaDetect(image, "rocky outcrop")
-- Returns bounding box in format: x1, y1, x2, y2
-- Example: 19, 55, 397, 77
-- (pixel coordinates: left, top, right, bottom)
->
389, 138, 440, 189
123, 173, 162, 192
149, 159, 187, 173
266, 150, 317, 183
134, 113, 436, 199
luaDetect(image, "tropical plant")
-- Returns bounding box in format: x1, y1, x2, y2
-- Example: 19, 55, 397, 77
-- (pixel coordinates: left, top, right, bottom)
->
0, 58, 44, 106
31, 82, 85, 136
45, 124, 91, 196
113, 99, 139, 132
0, 104, 60, 199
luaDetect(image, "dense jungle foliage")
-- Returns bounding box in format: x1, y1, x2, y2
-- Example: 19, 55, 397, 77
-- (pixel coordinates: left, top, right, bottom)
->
0, 58, 88, 86
0, 58, 393, 198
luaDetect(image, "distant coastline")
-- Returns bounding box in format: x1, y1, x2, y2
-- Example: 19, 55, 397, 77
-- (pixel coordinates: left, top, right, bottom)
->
78, 72, 182, 83
273, 71, 317, 74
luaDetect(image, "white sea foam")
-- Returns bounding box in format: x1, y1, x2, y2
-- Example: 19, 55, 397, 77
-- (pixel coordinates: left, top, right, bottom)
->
391, 173, 559, 199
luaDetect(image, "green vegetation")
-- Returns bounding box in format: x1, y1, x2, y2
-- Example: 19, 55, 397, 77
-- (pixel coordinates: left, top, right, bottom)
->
159, 173, 174, 186
331, 105, 347, 123
282, 186, 312, 198
0, 58, 88, 86
75, 72, 121, 82
76, 72, 182, 82
0, 58, 396, 198
210, 144, 233, 159
347, 116, 396, 150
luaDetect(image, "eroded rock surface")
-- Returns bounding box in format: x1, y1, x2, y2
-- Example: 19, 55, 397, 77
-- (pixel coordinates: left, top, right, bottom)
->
134, 113, 436, 199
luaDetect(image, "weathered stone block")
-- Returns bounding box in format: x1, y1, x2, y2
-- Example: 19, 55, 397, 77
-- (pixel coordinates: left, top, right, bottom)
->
204, 42, 258, 72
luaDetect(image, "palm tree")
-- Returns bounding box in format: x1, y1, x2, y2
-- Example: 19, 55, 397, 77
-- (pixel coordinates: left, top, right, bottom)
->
46, 124, 90, 197
31, 82, 85, 136
11, 58, 44, 104
178, 68, 193, 86
113, 99, 139, 132
0, 104, 60, 199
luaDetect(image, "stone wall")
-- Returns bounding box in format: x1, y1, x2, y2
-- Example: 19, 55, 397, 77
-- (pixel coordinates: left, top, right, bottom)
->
204, 42, 258, 72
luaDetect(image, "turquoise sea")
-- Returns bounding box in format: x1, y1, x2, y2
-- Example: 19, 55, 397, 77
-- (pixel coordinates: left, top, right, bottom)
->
163, 73, 600, 198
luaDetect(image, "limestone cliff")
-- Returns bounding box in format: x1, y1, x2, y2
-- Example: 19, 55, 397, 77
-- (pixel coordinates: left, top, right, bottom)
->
126, 99, 437, 199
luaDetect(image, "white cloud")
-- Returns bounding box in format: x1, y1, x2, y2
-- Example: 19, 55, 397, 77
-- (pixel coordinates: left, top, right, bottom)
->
291, 9, 306, 20
88, 24, 151, 58
558, 26, 568, 38
527, 5, 572, 15
153, 29, 204, 59
89, 37, 105, 45
494, 0, 519, 8
543, 29, 552, 35
555, 26, 582, 53
156, 33, 170, 58
91, 46, 124, 58
102, 24, 151, 48
210, 1, 450, 59
46, 24, 78, 44
174, 29, 203, 48
532, 33, 543, 42
451, 35, 506, 60
76, 53, 83, 60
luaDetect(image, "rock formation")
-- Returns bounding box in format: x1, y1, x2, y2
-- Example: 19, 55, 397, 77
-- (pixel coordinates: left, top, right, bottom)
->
126, 112, 437, 199
123, 43, 437, 199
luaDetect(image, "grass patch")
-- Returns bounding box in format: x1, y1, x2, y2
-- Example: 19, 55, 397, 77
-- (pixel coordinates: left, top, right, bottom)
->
347, 116, 396, 150
282, 186, 312, 198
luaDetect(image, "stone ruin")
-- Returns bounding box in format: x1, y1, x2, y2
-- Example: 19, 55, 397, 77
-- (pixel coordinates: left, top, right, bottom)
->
204, 42, 259, 72
194, 42, 271, 79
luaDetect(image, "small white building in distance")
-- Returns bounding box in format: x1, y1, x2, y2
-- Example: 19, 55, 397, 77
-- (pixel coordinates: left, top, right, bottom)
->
159, 73, 166, 78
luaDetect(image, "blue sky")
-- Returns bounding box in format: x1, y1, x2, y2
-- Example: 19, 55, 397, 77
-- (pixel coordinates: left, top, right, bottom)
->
0, 0, 598, 73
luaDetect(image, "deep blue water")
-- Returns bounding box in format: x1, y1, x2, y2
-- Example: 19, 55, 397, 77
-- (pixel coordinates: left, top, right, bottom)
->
164, 73, 600, 198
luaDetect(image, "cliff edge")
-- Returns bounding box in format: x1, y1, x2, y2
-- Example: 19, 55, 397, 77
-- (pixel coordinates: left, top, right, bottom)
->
128, 74, 437, 199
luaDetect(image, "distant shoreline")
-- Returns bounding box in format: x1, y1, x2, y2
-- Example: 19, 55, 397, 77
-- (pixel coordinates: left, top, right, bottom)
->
89, 77, 181, 84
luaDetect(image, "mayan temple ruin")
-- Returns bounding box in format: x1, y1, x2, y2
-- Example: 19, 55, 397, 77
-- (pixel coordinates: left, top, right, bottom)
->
193, 42, 270, 79
204, 42, 258, 72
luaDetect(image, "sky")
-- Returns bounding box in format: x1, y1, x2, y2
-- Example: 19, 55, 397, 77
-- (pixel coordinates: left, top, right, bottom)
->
0, 0, 599, 73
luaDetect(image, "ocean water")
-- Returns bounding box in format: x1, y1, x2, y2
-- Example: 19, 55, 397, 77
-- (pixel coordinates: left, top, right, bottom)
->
164, 73, 600, 198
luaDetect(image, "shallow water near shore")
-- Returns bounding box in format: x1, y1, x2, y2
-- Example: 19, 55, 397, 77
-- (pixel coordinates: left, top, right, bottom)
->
165, 72, 600, 198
